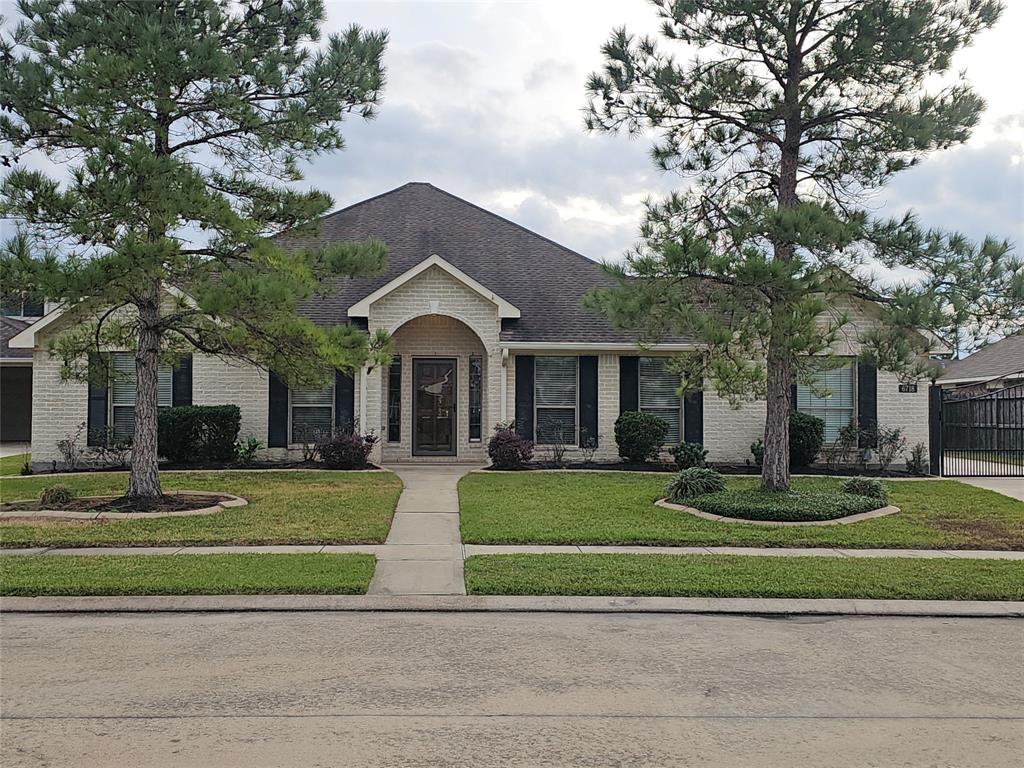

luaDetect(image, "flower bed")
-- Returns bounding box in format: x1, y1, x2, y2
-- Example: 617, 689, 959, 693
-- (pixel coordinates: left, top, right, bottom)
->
656, 489, 897, 526
0, 491, 247, 519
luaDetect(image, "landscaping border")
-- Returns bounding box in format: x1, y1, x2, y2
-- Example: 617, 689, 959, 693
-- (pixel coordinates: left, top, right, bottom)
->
0, 491, 248, 520
654, 497, 900, 526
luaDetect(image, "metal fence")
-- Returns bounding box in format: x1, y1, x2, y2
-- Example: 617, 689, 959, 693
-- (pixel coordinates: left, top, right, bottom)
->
931, 383, 1024, 477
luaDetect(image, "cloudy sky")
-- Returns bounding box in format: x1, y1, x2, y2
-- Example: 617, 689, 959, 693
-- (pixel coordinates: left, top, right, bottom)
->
309, 0, 1023, 265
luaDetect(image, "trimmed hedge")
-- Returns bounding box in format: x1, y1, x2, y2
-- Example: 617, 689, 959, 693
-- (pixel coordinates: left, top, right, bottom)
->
687, 489, 880, 522
789, 411, 825, 467
842, 476, 888, 503
614, 411, 669, 463
157, 405, 240, 464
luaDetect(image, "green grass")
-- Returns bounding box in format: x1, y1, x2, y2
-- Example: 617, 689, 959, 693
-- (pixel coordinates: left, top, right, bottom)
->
464, 554, 1024, 601
0, 553, 375, 596
0, 471, 402, 548
459, 472, 1024, 550
0, 453, 29, 476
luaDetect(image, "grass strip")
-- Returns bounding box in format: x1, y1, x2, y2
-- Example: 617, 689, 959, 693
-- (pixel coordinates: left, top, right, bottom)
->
464, 553, 1024, 601
0, 553, 375, 596
0, 453, 29, 477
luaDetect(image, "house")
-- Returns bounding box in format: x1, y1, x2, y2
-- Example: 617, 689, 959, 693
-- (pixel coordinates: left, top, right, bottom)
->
10, 183, 932, 469
937, 334, 1024, 397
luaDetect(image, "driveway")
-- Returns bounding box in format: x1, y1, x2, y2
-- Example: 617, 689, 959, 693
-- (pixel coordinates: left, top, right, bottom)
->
956, 476, 1024, 501
1, 611, 1021, 766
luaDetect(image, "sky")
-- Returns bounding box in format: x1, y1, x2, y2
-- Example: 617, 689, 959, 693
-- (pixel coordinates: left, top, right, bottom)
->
306, 0, 1024, 265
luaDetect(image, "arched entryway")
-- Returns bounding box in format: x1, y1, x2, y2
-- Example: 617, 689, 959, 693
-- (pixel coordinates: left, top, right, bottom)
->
380, 314, 490, 463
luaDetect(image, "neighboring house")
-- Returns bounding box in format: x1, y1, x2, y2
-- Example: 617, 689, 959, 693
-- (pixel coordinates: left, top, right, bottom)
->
10, 183, 933, 469
937, 334, 1024, 396
1, 316, 37, 444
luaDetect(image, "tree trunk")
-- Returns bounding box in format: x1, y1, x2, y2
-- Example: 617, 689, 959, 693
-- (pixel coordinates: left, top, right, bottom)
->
761, 338, 793, 491
126, 287, 162, 501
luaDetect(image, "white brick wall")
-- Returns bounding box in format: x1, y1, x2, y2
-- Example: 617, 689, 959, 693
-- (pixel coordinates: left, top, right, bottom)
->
191, 355, 268, 446
30, 350, 88, 466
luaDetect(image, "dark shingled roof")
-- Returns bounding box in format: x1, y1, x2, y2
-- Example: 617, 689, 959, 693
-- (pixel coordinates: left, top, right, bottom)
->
939, 333, 1024, 382
1, 316, 32, 360
278, 182, 675, 344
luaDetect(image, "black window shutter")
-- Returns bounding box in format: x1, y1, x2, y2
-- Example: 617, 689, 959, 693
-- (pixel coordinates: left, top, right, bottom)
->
684, 388, 703, 445
172, 354, 193, 407
579, 356, 598, 447
514, 355, 534, 440
335, 369, 355, 431
619, 356, 638, 413
857, 362, 878, 448
86, 352, 108, 446
790, 383, 798, 413
268, 372, 289, 447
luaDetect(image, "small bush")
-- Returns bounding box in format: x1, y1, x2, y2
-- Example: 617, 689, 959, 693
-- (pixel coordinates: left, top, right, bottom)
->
749, 439, 764, 467
789, 411, 825, 468
688, 489, 878, 522
158, 405, 241, 464
615, 411, 669, 463
235, 436, 263, 467
842, 476, 888, 503
665, 467, 726, 502
906, 442, 929, 476
488, 422, 534, 469
672, 442, 708, 470
875, 425, 907, 471
319, 430, 378, 469
39, 484, 75, 507
19, 459, 33, 476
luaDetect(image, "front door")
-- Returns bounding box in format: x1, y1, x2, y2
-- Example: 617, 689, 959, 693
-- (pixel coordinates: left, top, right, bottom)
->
413, 358, 457, 456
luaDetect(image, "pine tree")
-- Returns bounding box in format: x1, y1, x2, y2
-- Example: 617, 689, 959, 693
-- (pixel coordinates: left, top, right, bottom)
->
584, 0, 1022, 490
1, 0, 390, 499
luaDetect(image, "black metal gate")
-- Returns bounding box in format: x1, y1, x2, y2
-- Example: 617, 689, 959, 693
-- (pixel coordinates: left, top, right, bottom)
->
930, 383, 1024, 477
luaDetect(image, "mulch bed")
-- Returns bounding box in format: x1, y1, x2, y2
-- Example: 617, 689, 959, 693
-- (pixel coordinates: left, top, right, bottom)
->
1, 493, 231, 515
483, 462, 915, 477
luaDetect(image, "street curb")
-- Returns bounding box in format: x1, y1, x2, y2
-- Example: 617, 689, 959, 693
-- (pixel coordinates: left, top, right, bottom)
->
2, 595, 1022, 617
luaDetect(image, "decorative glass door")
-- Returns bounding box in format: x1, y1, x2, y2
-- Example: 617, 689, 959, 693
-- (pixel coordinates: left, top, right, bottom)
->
413, 359, 456, 455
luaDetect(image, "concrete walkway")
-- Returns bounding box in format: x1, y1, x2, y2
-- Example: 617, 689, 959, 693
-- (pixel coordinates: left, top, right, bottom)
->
955, 476, 1024, 501
365, 464, 479, 596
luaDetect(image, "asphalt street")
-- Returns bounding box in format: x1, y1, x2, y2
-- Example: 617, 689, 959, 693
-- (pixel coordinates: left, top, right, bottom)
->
1, 610, 1022, 766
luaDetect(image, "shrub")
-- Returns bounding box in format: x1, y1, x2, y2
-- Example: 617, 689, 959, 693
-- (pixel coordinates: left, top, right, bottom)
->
91, 427, 132, 468
614, 411, 669, 463
488, 422, 534, 469
875, 425, 907, 471
688, 489, 878, 522
672, 442, 708, 470
749, 439, 764, 467
39, 484, 75, 507
665, 467, 726, 502
823, 422, 860, 471
319, 430, 378, 469
789, 411, 824, 468
842, 476, 888, 503
157, 405, 241, 464
906, 442, 929, 476
235, 436, 263, 467
56, 421, 86, 470
19, 459, 33, 476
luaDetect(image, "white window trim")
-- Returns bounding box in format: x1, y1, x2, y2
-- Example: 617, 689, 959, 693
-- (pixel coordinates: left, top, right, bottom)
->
637, 356, 685, 445
534, 355, 579, 446
288, 380, 336, 446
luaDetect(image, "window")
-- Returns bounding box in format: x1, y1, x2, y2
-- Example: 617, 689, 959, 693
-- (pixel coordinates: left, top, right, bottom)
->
535, 356, 577, 444
1, 291, 44, 318
110, 352, 173, 441
796, 361, 856, 442
469, 355, 483, 441
387, 356, 402, 443
291, 380, 334, 443
639, 357, 683, 444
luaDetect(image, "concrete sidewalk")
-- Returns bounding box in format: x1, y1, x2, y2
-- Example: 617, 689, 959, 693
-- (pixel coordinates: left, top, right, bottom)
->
4, 543, 1022, 559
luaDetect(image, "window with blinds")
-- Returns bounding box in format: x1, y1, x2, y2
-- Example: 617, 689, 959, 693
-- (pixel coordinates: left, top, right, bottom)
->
291, 381, 334, 443
110, 352, 173, 441
535, 356, 577, 445
639, 357, 682, 444
796, 361, 856, 442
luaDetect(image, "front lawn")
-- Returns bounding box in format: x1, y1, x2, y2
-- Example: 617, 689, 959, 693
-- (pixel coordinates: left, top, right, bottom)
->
0, 453, 29, 476
0, 471, 402, 548
459, 472, 1024, 550
0, 553, 375, 596
464, 554, 1024, 601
